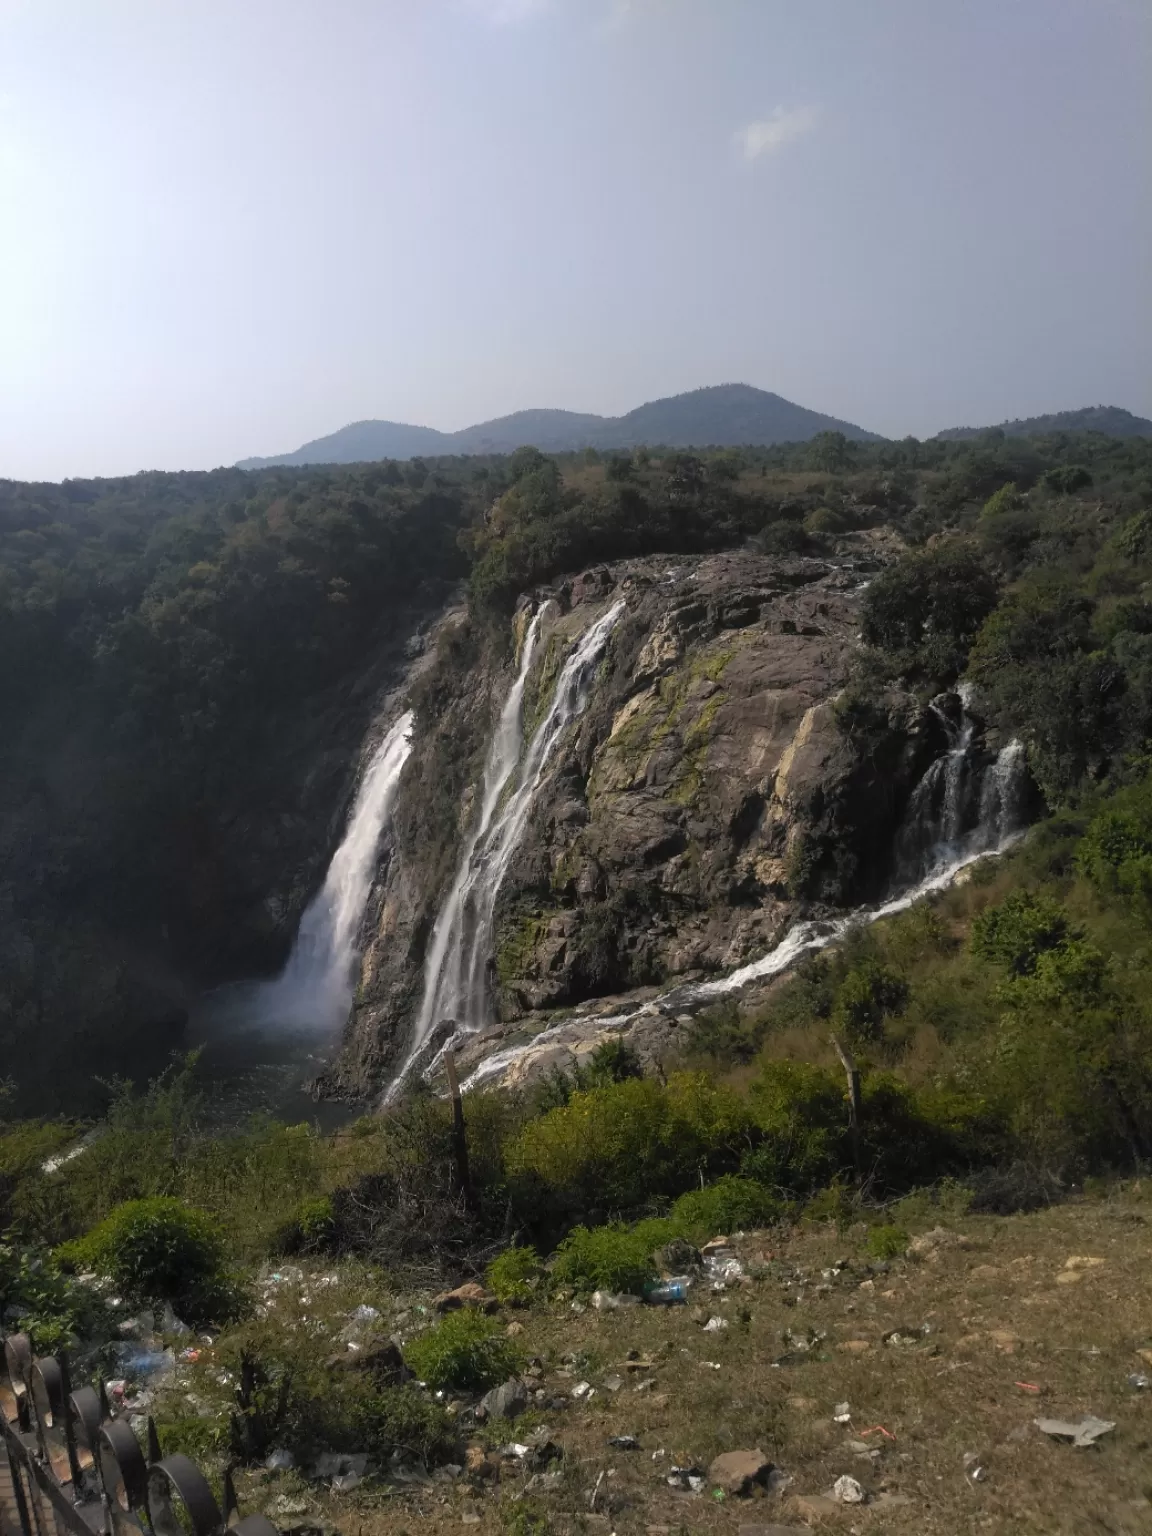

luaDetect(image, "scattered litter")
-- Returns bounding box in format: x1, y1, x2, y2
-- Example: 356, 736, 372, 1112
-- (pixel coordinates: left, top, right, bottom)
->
608, 1436, 641, 1451
963, 1452, 986, 1483
179, 1347, 201, 1364
501, 1444, 532, 1460
1034, 1416, 1116, 1448
572, 1381, 595, 1400
646, 1278, 691, 1305
265, 1449, 295, 1472
350, 1304, 381, 1324
702, 1317, 729, 1333
700, 1361, 722, 1371
883, 1325, 930, 1348
1129, 1373, 1150, 1391
667, 1465, 707, 1493
832, 1474, 867, 1504
1015, 1381, 1042, 1394
859, 1425, 895, 1441
833, 1403, 852, 1424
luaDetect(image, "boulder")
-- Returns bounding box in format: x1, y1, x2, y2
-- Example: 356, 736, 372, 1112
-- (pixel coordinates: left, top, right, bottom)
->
708, 1448, 773, 1496
477, 1378, 529, 1421
433, 1282, 499, 1314
325, 1338, 411, 1384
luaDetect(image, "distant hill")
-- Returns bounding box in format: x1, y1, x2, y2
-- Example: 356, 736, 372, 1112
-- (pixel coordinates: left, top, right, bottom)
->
237, 384, 882, 468
935, 405, 1152, 442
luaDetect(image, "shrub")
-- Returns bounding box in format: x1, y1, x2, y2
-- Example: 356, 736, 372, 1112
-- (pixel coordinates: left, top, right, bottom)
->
486, 1244, 545, 1305
551, 1223, 657, 1295
57, 1196, 240, 1327
970, 891, 1070, 975
865, 1224, 909, 1260
505, 1072, 753, 1221
0, 1242, 113, 1354
1077, 780, 1152, 910
275, 1195, 335, 1255
403, 1308, 522, 1392
670, 1176, 784, 1238
744, 1061, 847, 1192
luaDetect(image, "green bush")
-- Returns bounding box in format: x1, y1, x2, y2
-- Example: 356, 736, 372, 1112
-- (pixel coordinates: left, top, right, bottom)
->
486, 1244, 545, 1305
403, 1308, 522, 1392
1078, 780, 1152, 910
57, 1196, 241, 1327
505, 1072, 753, 1221
866, 1224, 909, 1260
670, 1176, 784, 1238
551, 1223, 657, 1295
0, 1242, 113, 1354
744, 1061, 847, 1192
970, 891, 1070, 975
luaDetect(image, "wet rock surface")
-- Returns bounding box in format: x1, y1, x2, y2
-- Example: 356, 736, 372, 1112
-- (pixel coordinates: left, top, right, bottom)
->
334, 543, 935, 1098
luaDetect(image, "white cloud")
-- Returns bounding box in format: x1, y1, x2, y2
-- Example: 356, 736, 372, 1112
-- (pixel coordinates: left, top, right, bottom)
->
735, 105, 820, 162
462, 0, 551, 22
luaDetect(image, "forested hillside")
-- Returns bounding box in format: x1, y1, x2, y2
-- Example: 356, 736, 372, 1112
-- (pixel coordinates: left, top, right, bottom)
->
3, 427, 1152, 1114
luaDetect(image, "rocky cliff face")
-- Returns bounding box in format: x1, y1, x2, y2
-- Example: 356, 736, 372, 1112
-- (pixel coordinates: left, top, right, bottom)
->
333, 538, 938, 1099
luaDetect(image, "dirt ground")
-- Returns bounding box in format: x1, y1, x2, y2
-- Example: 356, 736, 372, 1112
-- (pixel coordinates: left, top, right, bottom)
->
240, 1187, 1152, 1536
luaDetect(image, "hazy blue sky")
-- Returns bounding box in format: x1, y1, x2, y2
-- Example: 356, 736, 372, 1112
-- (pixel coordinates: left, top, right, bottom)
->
1, 0, 1148, 479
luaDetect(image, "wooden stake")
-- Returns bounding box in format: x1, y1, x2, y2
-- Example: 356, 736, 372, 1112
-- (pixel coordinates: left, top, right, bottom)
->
444, 1051, 476, 1213
830, 1033, 862, 1179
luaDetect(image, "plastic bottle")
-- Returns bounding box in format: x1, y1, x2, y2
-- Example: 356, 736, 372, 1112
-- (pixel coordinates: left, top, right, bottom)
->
644, 1276, 690, 1304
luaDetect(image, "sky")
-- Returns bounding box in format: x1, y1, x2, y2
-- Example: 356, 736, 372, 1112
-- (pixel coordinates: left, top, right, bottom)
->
0, 0, 1149, 480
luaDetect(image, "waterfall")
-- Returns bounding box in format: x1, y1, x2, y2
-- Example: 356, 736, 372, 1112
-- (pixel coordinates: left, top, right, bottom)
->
253, 708, 414, 1033
892, 698, 1022, 887
459, 731, 1028, 1095
386, 599, 625, 1100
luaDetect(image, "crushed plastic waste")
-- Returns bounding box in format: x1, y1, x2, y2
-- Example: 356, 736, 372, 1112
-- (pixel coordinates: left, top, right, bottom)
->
608, 1436, 641, 1450
1129, 1373, 1150, 1391
702, 1316, 729, 1333
592, 1290, 640, 1310
833, 1402, 852, 1425
832, 1474, 867, 1504
571, 1381, 595, 1400
1034, 1415, 1115, 1447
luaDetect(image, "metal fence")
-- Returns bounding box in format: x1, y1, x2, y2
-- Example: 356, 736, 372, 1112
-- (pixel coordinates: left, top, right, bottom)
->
1, 1333, 279, 1536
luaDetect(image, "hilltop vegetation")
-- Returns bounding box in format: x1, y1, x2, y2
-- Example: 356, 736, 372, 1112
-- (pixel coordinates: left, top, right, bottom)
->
936, 404, 1152, 441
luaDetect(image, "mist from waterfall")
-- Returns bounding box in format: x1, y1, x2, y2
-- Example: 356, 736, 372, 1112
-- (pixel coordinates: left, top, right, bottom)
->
387, 600, 625, 1099
460, 727, 1028, 1095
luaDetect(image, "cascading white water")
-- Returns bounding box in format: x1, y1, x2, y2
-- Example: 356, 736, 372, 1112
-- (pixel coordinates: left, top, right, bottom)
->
386, 600, 626, 1100
253, 709, 415, 1032
893, 698, 1024, 886
460, 732, 1028, 1094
